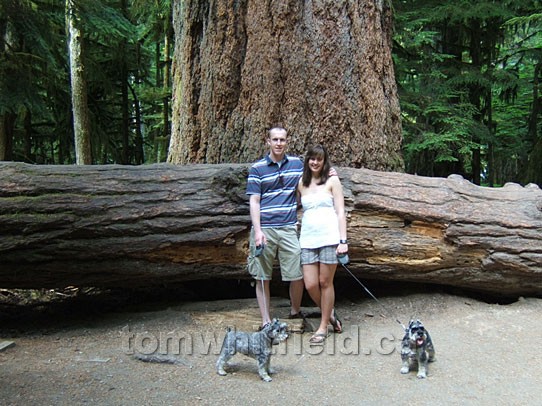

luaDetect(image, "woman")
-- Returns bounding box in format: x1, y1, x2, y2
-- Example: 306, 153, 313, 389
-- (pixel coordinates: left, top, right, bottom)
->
297, 144, 348, 344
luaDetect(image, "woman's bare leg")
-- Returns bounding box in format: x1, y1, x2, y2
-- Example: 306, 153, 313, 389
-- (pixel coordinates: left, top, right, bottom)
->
316, 262, 337, 333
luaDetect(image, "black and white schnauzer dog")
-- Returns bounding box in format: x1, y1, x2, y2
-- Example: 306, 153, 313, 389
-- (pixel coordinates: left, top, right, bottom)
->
216, 318, 289, 382
400, 319, 436, 379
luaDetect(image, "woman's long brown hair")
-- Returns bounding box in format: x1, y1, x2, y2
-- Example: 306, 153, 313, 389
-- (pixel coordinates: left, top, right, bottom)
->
301, 144, 331, 187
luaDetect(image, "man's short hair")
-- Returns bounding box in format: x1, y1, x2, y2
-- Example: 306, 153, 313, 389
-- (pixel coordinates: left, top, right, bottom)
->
268, 127, 287, 138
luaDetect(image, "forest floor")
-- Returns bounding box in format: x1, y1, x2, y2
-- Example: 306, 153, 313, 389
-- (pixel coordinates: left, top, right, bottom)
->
0, 280, 541, 406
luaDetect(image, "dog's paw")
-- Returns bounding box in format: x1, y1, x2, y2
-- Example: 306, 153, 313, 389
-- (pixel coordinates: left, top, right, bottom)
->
260, 374, 272, 382
217, 368, 228, 376
417, 372, 427, 379
400, 366, 409, 374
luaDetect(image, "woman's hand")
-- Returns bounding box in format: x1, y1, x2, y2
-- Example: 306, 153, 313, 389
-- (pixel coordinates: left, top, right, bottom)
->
336, 242, 348, 254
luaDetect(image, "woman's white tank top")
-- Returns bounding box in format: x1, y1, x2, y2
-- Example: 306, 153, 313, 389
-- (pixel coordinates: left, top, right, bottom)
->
299, 192, 340, 249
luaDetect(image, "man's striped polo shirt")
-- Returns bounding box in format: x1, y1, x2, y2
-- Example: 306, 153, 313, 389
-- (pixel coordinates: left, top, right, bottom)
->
246, 154, 303, 227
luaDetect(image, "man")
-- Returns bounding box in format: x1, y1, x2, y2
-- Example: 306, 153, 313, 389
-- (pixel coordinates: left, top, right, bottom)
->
246, 127, 305, 327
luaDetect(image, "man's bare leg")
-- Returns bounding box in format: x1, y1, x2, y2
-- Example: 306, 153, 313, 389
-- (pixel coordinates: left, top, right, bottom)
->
289, 278, 304, 316
255, 279, 271, 326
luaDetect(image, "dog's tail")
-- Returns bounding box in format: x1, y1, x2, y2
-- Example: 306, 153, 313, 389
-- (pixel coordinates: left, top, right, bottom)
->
133, 353, 191, 367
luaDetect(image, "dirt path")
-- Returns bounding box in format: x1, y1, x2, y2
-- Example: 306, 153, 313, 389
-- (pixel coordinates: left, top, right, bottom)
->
1, 291, 541, 405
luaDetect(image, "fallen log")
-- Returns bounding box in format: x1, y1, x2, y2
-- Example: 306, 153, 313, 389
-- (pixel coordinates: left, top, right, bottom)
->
0, 162, 541, 297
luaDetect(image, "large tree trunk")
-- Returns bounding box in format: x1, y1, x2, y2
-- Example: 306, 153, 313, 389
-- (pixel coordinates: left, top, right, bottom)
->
168, 0, 403, 171
1, 162, 541, 297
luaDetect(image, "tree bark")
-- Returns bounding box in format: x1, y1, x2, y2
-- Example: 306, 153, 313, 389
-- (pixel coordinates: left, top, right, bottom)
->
0, 114, 7, 161
66, 0, 92, 165
1, 162, 541, 297
168, 0, 403, 171
0, 112, 15, 161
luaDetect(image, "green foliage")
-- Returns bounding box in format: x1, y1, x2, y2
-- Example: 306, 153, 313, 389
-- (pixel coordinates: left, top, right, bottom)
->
395, 0, 542, 185
78, 0, 136, 41
0, 1, 64, 115
1, 0, 540, 185
1, 0, 172, 164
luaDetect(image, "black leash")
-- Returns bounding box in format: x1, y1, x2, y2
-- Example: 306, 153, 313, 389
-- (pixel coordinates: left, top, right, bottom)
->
339, 262, 406, 331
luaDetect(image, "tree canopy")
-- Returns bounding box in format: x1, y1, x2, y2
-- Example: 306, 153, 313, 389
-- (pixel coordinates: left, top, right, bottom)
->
393, 0, 542, 185
0, 0, 540, 186
0, 0, 172, 164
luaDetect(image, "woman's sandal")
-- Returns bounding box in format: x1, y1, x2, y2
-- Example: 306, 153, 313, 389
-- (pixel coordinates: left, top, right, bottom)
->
288, 311, 307, 320
309, 332, 328, 344
331, 310, 343, 334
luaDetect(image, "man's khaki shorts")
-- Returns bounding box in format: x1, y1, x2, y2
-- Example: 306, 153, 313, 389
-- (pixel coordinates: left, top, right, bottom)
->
247, 225, 302, 281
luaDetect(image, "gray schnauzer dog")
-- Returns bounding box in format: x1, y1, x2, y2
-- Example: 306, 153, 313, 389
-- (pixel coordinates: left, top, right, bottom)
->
216, 318, 289, 382
400, 319, 436, 379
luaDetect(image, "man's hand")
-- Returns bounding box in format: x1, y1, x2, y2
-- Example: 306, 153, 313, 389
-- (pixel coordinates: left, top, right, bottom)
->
253, 229, 267, 247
